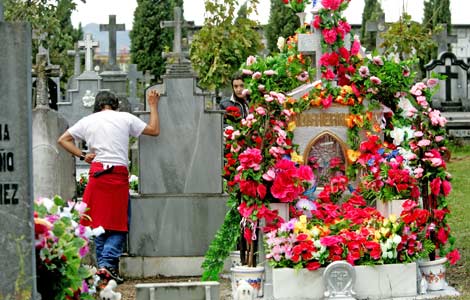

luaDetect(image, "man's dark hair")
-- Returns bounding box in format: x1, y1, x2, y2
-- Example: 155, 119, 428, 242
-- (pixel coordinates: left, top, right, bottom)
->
93, 91, 119, 113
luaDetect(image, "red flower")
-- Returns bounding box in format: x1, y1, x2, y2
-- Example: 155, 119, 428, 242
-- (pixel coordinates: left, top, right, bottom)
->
430, 177, 442, 196
321, 0, 342, 10
446, 249, 461, 265
239, 179, 258, 198
322, 28, 338, 45
306, 261, 321, 271
312, 15, 321, 29
442, 180, 452, 196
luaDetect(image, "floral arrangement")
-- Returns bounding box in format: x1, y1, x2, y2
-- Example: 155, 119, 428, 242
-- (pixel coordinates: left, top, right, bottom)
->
266, 196, 432, 270
355, 134, 420, 203
282, 0, 311, 13
129, 174, 139, 193
34, 196, 103, 300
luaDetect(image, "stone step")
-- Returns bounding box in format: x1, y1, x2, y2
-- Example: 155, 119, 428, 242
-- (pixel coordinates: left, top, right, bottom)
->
135, 281, 220, 300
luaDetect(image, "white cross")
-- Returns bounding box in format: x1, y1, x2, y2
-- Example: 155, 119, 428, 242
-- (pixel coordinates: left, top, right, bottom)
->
78, 33, 99, 72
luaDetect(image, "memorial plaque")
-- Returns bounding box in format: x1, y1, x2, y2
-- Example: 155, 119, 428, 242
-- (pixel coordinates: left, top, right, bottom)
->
0, 21, 36, 299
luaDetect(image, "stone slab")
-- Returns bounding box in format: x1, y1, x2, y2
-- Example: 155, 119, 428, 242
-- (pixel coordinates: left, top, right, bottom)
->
135, 281, 219, 300
121, 256, 206, 278
0, 21, 36, 299
128, 194, 228, 256
272, 263, 417, 300
138, 78, 223, 195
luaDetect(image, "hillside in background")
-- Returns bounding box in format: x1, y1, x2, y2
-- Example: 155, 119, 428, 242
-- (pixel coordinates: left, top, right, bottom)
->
82, 23, 131, 55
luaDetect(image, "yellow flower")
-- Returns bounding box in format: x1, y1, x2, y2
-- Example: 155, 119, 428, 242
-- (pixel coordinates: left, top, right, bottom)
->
291, 151, 303, 164
311, 226, 321, 238
388, 214, 397, 223
380, 227, 390, 237
287, 121, 296, 132
374, 230, 381, 241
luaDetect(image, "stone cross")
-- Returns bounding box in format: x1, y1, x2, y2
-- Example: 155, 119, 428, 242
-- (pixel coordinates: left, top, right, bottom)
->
366, 13, 387, 53
78, 33, 99, 72
32, 30, 48, 57
100, 15, 125, 68
160, 7, 194, 63
35, 53, 49, 108
127, 64, 143, 100
67, 42, 85, 76
439, 63, 459, 102
433, 24, 458, 54
144, 70, 155, 87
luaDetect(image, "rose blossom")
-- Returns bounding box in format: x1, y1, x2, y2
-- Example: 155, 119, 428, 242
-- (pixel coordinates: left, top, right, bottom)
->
264, 70, 276, 76
426, 78, 439, 88
252, 71, 262, 79
246, 55, 256, 66
359, 66, 369, 78
242, 69, 253, 75
255, 106, 266, 115
417, 139, 431, 147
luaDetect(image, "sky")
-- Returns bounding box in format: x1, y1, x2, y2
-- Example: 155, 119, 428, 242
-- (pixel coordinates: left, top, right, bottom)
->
71, 0, 468, 29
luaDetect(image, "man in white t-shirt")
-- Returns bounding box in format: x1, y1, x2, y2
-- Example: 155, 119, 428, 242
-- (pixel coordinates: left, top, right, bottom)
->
58, 90, 160, 284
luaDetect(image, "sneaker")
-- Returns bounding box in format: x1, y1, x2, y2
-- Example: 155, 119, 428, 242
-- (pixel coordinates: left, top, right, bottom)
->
97, 267, 124, 284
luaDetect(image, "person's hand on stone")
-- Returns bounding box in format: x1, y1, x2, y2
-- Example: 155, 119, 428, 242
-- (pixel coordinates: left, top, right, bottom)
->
148, 90, 160, 107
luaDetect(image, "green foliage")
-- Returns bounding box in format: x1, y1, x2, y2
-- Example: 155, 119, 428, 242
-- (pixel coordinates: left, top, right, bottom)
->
381, 13, 436, 74
265, 0, 298, 53
4, 0, 83, 93
130, 0, 183, 82
190, 0, 263, 91
201, 195, 241, 281
360, 0, 383, 50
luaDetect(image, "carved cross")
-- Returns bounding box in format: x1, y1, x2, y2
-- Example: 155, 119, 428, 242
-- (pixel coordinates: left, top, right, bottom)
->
160, 7, 194, 63
127, 64, 143, 100
433, 24, 458, 54
366, 13, 387, 53
144, 70, 155, 87
78, 33, 99, 72
32, 30, 48, 56
100, 15, 125, 68
439, 64, 459, 102
67, 42, 85, 76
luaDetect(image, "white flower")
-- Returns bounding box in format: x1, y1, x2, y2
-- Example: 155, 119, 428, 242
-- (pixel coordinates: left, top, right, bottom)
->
37, 197, 55, 212
129, 174, 139, 183
392, 234, 402, 245
277, 36, 285, 52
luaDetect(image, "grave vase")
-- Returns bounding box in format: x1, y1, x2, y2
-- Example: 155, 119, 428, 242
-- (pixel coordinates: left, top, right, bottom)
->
296, 12, 307, 26
376, 199, 406, 218
231, 265, 265, 298
230, 250, 242, 268
418, 257, 448, 291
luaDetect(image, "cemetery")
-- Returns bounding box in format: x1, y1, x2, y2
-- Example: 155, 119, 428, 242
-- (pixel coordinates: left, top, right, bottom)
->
1, 0, 470, 300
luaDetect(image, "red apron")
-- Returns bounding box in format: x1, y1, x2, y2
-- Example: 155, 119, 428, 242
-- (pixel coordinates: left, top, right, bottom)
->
81, 162, 129, 232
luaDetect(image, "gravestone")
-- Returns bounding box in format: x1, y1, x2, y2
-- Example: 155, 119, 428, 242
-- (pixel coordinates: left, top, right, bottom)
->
366, 13, 387, 54
433, 24, 458, 55
99, 15, 129, 112
323, 261, 356, 299
425, 51, 470, 111
144, 70, 155, 88
100, 15, 125, 71
122, 8, 226, 278
58, 34, 102, 179
160, 7, 195, 64
32, 51, 75, 201
127, 64, 143, 111
298, 29, 322, 79
67, 42, 85, 77
0, 17, 36, 299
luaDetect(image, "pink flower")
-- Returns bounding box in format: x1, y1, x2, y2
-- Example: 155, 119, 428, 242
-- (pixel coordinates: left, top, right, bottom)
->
370, 76, 381, 85
430, 177, 442, 196
417, 139, 431, 147
321, 0, 342, 10
413, 167, 424, 178
262, 169, 276, 181
264, 70, 276, 76
252, 71, 262, 79
435, 135, 444, 142
255, 106, 266, 115
322, 28, 338, 45
372, 56, 384, 66
351, 35, 361, 55
296, 71, 309, 82
426, 78, 439, 88
447, 249, 461, 265
242, 89, 251, 97
242, 69, 253, 75
414, 131, 424, 137
359, 66, 369, 78
322, 68, 336, 80
429, 110, 447, 126
442, 180, 452, 196
239, 148, 263, 171
321, 95, 333, 108
297, 165, 314, 182
246, 55, 256, 66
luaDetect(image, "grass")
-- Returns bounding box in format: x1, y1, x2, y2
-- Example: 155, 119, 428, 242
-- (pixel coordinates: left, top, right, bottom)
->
446, 144, 470, 298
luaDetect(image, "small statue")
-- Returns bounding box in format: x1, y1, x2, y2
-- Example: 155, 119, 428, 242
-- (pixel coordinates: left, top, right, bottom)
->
99, 279, 122, 300
234, 280, 255, 300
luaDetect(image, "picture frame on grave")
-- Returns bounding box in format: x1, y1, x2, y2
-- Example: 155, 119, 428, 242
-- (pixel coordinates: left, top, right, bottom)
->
302, 130, 348, 188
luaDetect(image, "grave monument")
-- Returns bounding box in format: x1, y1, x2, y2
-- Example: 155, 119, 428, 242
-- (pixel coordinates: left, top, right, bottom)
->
121, 8, 227, 278
0, 12, 36, 299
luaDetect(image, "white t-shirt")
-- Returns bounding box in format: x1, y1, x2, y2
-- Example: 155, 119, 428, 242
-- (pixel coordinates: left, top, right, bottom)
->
68, 110, 147, 166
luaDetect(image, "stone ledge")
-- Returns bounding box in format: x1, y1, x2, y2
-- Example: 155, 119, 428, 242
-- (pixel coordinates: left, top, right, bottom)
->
135, 281, 220, 300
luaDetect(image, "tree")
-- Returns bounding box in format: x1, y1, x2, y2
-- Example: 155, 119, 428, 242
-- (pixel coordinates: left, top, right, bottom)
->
130, 0, 183, 82
265, 0, 298, 54
360, 0, 383, 51
4, 0, 83, 93
423, 0, 451, 32
190, 0, 263, 92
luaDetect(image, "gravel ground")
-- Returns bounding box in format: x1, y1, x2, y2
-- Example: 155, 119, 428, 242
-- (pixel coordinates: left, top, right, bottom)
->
114, 275, 233, 300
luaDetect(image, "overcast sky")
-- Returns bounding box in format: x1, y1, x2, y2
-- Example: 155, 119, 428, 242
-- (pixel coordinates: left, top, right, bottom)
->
71, 0, 468, 29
